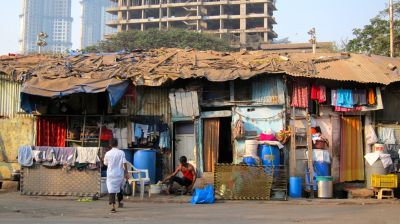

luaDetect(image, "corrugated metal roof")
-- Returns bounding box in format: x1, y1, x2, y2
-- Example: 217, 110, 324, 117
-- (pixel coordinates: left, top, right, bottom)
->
287, 53, 400, 84
1, 49, 399, 87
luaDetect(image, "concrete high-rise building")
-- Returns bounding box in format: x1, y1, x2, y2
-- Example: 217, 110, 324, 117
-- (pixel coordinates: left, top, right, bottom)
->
106, 0, 277, 48
80, 0, 117, 49
19, 0, 73, 54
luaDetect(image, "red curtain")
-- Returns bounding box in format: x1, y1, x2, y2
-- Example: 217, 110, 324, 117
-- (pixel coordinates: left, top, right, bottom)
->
37, 117, 67, 147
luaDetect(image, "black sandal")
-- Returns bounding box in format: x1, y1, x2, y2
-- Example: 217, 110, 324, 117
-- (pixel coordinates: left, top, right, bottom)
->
110, 208, 116, 213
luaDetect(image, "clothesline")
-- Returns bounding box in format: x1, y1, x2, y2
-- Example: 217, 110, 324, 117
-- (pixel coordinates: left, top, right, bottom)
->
233, 110, 285, 121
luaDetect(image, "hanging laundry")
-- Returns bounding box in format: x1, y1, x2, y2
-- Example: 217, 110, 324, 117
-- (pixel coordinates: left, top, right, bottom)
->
310, 85, 327, 103
365, 125, 378, 145
291, 82, 308, 108
362, 87, 384, 111
76, 147, 99, 164
159, 129, 170, 149
318, 86, 326, 103
135, 124, 149, 138
56, 147, 76, 168
378, 127, 396, 144
311, 85, 319, 100
368, 87, 377, 105
331, 89, 337, 106
18, 146, 33, 167
336, 89, 354, 108
352, 89, 367, 106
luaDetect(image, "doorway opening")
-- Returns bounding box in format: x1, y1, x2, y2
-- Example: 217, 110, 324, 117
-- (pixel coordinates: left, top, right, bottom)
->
203, 117, 233, 172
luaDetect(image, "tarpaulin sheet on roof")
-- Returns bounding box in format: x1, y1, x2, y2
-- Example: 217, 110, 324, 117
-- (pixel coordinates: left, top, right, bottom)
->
20, 77, 129, 113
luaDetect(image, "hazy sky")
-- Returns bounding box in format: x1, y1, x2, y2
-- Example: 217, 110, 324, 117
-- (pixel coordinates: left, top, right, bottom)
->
0, 0, 390, 55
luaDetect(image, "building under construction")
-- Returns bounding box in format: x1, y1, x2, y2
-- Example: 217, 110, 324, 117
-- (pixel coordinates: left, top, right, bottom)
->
106, 0, 277, 48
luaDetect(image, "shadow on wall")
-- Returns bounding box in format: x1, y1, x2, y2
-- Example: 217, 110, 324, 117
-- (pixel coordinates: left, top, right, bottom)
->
0, 135, 8, 163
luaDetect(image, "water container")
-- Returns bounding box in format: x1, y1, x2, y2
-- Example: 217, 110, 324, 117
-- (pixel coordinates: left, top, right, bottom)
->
134, 149, 157, 184
245, 140, 259, 158
316, 176, 333, 198
122, 149, 134, 164
314, 161, 331, 176
101, 177, 108, 194
259, 145, 280, 167
289, 176, 302, 198
365, 159, 387, 189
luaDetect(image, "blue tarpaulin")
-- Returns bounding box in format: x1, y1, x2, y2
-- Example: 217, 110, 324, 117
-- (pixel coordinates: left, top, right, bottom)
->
20, 77, 129, 113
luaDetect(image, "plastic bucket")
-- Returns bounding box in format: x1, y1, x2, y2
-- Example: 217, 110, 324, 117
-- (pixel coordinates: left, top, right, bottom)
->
289, 176, 302, 198
245, 140, 259, 157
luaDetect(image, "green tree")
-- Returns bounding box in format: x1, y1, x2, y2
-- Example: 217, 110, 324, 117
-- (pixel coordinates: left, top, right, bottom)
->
84, 29, 233, 53
347, 2, 400, 56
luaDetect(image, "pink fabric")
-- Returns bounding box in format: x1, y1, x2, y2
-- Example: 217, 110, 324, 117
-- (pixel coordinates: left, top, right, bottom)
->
291, 82, 308, 108
318, 86, 326, 103
259, 133, 278, 141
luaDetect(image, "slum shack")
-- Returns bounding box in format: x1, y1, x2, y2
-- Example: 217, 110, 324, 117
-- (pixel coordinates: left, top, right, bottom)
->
1, 49, 400, 200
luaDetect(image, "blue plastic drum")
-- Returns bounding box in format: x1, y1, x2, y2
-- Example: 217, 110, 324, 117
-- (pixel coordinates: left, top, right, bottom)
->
289, 176, 302, 198
259, 145, 280, 167
134, 149, 157, 184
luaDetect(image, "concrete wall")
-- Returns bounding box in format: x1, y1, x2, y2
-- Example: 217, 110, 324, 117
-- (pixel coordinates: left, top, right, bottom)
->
0, 117, 35, 180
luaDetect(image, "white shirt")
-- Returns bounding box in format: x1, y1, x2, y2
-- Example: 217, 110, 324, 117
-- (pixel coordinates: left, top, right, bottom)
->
104, 148, 127, 193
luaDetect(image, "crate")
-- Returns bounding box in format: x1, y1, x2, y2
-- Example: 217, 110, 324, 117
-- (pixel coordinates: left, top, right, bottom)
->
371, 174, 398, 188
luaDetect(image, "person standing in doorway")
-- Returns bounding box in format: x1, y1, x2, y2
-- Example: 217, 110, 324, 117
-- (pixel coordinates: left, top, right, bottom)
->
104, 139, 130, 213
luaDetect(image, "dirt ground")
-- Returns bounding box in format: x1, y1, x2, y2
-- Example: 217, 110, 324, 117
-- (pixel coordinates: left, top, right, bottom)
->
1, 191, 400, 224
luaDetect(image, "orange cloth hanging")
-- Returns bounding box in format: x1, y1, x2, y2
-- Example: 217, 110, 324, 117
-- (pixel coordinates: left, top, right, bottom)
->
340, 117, 365, 182
368, 88, 376, 105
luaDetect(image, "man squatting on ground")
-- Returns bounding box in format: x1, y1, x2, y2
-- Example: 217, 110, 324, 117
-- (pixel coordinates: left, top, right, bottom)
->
104, 139, 130, 213
163, 156, 197, 194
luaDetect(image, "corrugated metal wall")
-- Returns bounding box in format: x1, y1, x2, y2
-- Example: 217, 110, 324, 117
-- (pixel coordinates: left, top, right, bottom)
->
252, 76, 285, 105
0, 74, 28, 118
128, 86, 172, 124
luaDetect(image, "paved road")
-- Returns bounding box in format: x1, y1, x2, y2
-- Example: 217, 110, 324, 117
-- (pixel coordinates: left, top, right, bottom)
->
1, 192, 399, 224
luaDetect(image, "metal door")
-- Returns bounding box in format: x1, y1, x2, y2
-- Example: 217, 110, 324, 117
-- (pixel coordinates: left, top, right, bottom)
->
174, 122, 196, 168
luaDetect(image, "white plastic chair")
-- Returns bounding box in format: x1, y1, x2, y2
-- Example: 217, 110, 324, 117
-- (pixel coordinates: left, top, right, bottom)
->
126, 162, 151, 199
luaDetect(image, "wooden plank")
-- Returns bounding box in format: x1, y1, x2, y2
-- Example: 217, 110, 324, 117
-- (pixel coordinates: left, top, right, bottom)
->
201, 110, 232, 118
175, 92, 183, 117
306, 114, 314, 198
179, 92, 190, 116
184, 91, 194, 116
168, 92, 178, 117
191, 91, 200, 116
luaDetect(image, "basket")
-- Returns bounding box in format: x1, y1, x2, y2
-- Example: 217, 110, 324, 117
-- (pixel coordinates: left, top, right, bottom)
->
371, 174, 398, 188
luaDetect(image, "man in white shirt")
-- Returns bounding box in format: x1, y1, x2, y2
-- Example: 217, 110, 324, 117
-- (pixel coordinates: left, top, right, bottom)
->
104, 139, 129, 213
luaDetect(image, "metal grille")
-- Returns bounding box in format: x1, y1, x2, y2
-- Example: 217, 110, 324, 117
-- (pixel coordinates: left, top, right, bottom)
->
214, 164, 273, 200
21, 165, 100, 197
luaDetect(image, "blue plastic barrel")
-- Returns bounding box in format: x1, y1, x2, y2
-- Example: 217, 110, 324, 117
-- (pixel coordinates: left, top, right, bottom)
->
314, 161, 331, 176
289, 176, 302, 198
134, 149, 156, 184
122, 149, 134, 164
243, 157, 257, 166
259, 145, 280, 166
